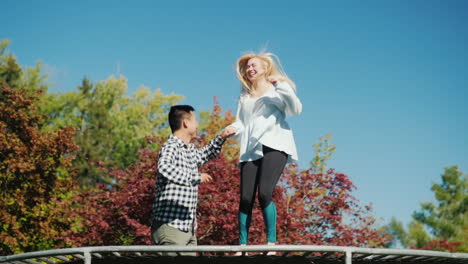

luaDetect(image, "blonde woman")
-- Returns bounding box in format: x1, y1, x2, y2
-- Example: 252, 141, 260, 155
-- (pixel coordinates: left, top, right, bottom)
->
227, 52, 302, 247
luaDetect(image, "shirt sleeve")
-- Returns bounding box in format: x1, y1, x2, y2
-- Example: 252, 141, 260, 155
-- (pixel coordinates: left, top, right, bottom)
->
157, 144, 196, 186
194, 135, 226, 166
227, 99, 245, 136
274, 81, 302, 116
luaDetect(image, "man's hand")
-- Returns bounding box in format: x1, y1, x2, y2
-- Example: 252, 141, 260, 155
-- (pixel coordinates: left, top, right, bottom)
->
267, 75, 286, 85
221, 126, 237, 139
201, 173, 212, 183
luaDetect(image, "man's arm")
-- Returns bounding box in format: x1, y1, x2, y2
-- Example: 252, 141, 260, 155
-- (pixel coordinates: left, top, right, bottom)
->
194, 135, 227, 166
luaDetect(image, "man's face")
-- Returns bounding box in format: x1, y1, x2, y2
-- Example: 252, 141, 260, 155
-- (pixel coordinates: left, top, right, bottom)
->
185, 111, 198, 138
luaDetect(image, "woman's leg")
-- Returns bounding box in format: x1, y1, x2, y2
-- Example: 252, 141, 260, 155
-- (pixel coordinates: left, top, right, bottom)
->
238, 160, 259, 245
258, 146, 288, 243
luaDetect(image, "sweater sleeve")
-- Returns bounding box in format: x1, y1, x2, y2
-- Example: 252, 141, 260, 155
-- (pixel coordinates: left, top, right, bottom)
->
227, 99, 245, 136
274, 81, 302, 116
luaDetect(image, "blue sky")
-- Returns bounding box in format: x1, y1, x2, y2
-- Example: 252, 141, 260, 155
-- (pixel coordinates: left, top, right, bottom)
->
3, 0, 467, 231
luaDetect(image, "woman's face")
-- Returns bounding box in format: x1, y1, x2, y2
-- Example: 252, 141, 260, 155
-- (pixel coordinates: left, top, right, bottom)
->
245, 57, 266, 82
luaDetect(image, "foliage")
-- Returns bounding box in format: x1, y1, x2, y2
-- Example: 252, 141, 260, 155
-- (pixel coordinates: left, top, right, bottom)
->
0, 82, 78, 254
385, 166, 467, 252
413, 166, 467, 245
60, 145, 161, 246
0, 40, 49, 95
311, 133, 336, 175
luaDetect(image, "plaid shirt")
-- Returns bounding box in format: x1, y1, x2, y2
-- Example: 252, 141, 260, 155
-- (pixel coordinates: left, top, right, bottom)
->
152, 134, 225, 232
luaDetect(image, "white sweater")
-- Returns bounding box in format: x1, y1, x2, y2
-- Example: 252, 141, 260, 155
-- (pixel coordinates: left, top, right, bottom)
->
228, 81, 302, 163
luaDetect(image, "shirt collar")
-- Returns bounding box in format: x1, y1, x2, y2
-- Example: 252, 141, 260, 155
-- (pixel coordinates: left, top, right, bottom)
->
169, 134, 193, 149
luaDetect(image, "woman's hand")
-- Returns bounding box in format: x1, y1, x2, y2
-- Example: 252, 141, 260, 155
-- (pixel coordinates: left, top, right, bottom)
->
221, 126, 237, 139
267, 75, 286, 85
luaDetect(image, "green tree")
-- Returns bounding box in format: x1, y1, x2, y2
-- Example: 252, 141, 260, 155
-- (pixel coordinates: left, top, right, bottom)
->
387, 217, 409, 247
40, 76, 183, 184
311, 133, 336, 175
413, 165, 467, 251
0, 40, 49, 95
386, 166, 467, 252
406, 221, 432, 248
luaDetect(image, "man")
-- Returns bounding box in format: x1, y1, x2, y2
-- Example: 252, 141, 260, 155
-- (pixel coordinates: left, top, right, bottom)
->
151, 105, 235, 255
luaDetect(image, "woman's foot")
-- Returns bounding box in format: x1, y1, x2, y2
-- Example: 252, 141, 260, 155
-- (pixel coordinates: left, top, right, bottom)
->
233, 245, 248, 256
266, 242, 276, 256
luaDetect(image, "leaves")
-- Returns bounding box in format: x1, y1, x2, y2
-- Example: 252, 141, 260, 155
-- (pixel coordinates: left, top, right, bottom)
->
40, 76, 183, 185
385, 166, 467, 252
0, 82, 78, 255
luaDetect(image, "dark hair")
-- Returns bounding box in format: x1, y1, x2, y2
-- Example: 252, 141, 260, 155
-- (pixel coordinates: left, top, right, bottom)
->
168, 105, 195, 132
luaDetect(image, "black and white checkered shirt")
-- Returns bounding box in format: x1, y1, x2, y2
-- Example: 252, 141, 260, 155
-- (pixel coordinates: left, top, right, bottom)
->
152, 134, 225, 232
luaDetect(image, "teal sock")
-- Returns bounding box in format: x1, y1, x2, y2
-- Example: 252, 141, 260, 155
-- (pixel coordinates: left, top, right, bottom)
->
238, 211, 251, 245
262, 202, 277, 243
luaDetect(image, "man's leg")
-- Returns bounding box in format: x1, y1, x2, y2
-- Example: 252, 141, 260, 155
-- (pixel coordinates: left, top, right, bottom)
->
151, 223, 194, 256
182, 231, 197, 256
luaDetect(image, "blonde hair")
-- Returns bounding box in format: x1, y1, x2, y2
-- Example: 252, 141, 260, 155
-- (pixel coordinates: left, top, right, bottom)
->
236, 52, 296, 94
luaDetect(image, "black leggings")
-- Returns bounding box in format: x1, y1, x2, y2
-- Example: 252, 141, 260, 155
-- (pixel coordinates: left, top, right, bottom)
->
239, 145, 288, 213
